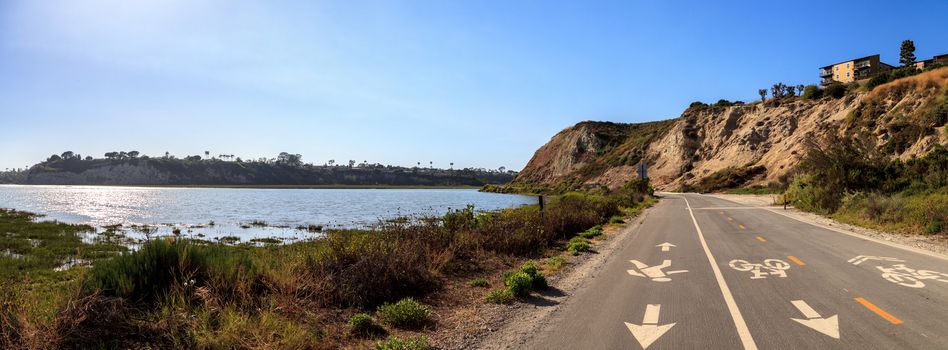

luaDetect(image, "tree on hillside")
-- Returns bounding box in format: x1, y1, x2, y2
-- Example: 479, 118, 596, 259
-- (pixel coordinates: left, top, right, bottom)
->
785, 85, 796, 97
128, 151, 140, 158
277, 152, 303, 166
61, 151, 75, 160
758, 89, 767, 102
771, 83, 787, 99
164, 151, 170, 159
104, 152, 119, 159
47, 154, 62, 162
85, 156, 93, 161
796, 84, 805, 96
900, 39, 916, 66
450, 162, 454, 170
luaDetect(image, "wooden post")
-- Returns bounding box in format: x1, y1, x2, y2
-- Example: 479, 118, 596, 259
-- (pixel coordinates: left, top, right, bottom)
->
538, 195, 544, 212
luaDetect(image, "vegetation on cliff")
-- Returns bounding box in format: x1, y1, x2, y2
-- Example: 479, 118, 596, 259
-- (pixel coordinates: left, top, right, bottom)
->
15, 152, 515, 187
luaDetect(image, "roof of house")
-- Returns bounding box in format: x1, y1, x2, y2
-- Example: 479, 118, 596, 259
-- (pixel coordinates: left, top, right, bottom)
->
819, 54, 881, 69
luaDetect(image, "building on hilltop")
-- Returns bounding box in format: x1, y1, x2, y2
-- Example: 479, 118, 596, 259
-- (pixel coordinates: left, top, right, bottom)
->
819, 54, 894, 85
914, 53, 948, 70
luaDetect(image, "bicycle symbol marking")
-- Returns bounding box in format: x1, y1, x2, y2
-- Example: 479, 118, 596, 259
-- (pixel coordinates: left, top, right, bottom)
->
728, 259, 791, 279
849, 255, 948, 289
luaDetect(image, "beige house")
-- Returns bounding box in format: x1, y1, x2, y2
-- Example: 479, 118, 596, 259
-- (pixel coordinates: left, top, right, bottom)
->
819, 54, 893, 85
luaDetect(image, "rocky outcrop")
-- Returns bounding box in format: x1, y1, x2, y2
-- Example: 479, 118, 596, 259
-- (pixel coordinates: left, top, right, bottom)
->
513, 68, 948, 191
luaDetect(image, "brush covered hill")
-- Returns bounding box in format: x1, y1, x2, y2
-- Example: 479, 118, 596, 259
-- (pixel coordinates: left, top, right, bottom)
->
18, 158, 515, 187
504, 67, 948, 192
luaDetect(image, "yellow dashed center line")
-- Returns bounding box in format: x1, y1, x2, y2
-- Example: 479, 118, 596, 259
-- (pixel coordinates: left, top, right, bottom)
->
738, 224, 746, 230
855, 297, 903, 324
787, 255, 805, 266
755, 236, 766, 242
727, 217, 734, 221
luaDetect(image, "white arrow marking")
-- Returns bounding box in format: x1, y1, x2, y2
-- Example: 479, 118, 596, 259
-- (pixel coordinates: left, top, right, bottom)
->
790, 300, 839, 339
656, 242, 676, 252
625, 304, 675, 349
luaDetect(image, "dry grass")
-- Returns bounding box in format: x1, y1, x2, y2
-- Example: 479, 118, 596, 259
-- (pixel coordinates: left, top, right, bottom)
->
868, 67, 948, 99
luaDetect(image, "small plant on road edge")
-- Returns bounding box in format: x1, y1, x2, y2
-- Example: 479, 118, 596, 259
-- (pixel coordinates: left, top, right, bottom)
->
546, 256, 566, 271
608, 215, 625, 224
568, 236, 590, 255
579, 225, 603, 239
376, 336, 429, 350
485, 288, 514, 304
376, 298, 430, 329
349, 313, 382, 336
468, 277, 490, 288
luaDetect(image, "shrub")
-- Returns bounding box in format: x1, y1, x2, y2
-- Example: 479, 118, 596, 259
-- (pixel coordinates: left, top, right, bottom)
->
866, 73, 891, 91
713, 99, 733, 108
927, 220, 944, 234
376, 336, 429, 350
504, 272, 534, 297
579, 225, 603, 239
519, 261, 548, 290
608, 215, 625, 224
802, 85, 823, 100
689, 101, 708, 108
484, 288, 514, 304
468, 278, 490, 288
86, 240, 260, 306
303, 229, 439, 308
442, 205, 477, 232
567, 237, 590, 255
824, 83, 846, 99
376, 298, 430, 329
349, 313, 377, 335
546, 256, 566, 271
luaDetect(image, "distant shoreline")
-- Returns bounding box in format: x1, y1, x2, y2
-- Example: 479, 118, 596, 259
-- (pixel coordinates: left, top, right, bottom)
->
0, 183, 489, 190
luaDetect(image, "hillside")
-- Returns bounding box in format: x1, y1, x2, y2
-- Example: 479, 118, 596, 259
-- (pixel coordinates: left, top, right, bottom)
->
16, 158, 515, 187
506, 67, 948, 192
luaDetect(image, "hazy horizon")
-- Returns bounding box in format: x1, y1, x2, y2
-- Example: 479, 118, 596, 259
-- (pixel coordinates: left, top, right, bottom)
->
3, 0, 948, 171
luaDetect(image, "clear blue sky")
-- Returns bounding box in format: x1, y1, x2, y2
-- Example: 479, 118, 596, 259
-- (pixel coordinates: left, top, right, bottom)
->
2, 0, 947, 171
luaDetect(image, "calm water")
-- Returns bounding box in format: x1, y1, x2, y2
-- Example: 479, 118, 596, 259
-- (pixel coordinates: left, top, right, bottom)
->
0, 185, 536, 243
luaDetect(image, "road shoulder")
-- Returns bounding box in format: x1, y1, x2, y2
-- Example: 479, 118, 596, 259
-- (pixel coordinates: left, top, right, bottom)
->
707, 193, 948, 259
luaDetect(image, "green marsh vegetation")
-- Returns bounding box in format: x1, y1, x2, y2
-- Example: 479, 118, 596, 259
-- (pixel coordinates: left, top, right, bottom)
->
0, 180, 656, 349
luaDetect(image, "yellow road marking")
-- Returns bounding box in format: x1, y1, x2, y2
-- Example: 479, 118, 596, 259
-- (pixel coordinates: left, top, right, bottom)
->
738, 224, 746, 230
855, 297, 903, 325
755, 236, 766, 242
719, 211, 724, 215
727, 217, 734, 221
788, 255, 805, 266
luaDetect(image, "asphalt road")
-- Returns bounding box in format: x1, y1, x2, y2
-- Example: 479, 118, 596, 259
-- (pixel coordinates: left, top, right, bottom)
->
525, 193, 948, 349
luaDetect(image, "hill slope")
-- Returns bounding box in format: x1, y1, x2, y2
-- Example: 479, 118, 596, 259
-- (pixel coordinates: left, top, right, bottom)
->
509, 68, 948, 192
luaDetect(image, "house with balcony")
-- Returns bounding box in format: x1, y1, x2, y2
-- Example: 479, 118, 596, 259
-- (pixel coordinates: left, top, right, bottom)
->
914, 53, 948, 69
819, 54, 894, 85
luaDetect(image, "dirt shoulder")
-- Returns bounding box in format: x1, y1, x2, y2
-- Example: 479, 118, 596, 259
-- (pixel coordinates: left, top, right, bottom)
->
708, 193, 948, 257
458, 204, 656, 349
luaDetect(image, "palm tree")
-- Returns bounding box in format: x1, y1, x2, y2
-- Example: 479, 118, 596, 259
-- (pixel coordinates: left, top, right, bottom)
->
450, 162, 454, 170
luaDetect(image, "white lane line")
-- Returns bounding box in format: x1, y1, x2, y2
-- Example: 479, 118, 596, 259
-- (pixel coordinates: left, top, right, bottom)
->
791, 300, 821, 319
684, 195, 758, 350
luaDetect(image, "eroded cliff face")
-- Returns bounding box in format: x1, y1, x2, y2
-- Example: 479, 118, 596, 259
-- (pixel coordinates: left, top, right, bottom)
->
513, 68, 948, 191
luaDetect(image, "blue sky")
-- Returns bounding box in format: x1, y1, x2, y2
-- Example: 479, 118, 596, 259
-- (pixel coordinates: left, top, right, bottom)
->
2, 0, 947, 171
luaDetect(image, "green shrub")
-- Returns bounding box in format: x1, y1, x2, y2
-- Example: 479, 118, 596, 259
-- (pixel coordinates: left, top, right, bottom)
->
824, 83, 846, 99
866, 73, 891, 91
926, 220, 944, 234
485, 288, 514, 304
579, 225, 603, 239
504, 272, 534, 297
802, 85, 823, 99
376, 298, 430, 329
468, 278, 490, 288
376, 336, 429, 350
349, 313, 377, 335
689, 101, 708, 108
519, 261, 548, 290
442, 205, 477, 232
608, 215, 625, 224
567, 237, 590, 255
